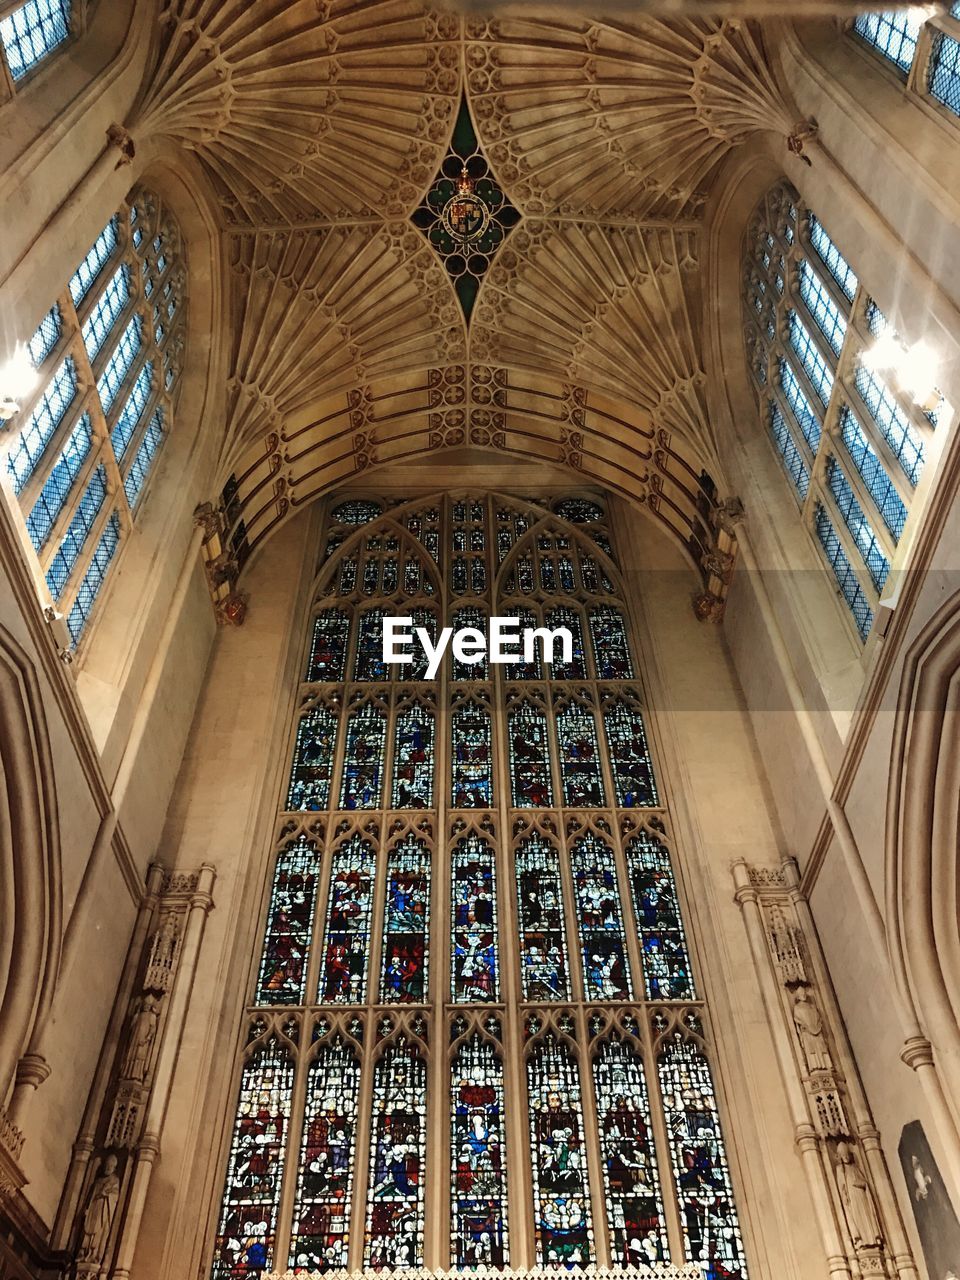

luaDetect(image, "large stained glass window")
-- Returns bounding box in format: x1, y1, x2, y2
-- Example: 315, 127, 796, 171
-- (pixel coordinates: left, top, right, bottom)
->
451, 1030, 509, 1267
380, 836, 431, 1004
212, 1035, 294, 1279
365, 1038, 427, 1267
214, 491, 749, 1277
289, 1037, 362, 1270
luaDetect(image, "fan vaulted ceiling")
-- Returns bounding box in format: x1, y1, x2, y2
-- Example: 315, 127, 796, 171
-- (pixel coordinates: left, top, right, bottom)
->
132, 0, 805, 600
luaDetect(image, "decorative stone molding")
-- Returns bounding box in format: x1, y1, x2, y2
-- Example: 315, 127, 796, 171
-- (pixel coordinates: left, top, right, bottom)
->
0, 1108, 26, 1199
732, 858, 919, 1280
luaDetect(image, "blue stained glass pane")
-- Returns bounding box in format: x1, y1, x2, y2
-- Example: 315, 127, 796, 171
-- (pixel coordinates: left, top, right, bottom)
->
82, 265, 129, 360
28, 305, 61, 366
452, 702, 493, 809
508, 700, 553, 807
46, 465, 107, 600
854, 8, 924, 73
211, 1039, 294, 1280
657, 1027, 749, 1278
594, 1034, 669, 1265
451, 833, 499, 1002
289, 1041, 361, 1270
516, 834, 569, 1000
788, 311, 834, 407
604, 700, 659, 807
825, 457, 890, 592
929, 31, 960, 118
66, 511, 121, 644
544, 605, 587, 679
25, 413, 91, 552
556, 703, 605, 806
123, 407, 164, 508
527, 1034, 594, 1266
453, 606, 489, 679
814, 503, 874, 641
354, 608, 387, 679
570, 832, 632, 1000
588, 605, 634, 679
854, 365, 925, 485
778, 358, 822, 453
365, 1039, 427, 1267
69, 216, 120, 306
627, 831, 695, 1000
111, 362, 154, 459
318, 834, 375, 1003
839, 407, 907, 542
305, 609, 349, 681
768, 401, 810, 500
807, 215, 858, 302
392, 705, 434, 808
254, 835, 321, 1004
452, 1034, 509, 1268
339, 703, 386, 809
798, 259, 847, 356
96, 315, 142, 413
7, 357, 77, 492
503, 607, 541, 680
0, 0, 71, 81
286, 705, 338, 811
379, 834, 430, 1003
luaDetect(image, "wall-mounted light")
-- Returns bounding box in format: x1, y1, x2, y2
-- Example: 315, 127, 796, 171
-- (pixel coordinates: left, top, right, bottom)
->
0, 343, 38, 422
861, 333, 943, 417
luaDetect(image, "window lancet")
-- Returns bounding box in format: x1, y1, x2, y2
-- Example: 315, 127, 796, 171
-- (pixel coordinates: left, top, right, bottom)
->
742, 182, 952, 642
4, 189, 187, 647
212, 493, 748, 1277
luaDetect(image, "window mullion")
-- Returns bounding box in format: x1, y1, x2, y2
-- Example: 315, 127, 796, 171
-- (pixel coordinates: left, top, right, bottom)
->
34, 434, 103, 574
907, 22, 935, 93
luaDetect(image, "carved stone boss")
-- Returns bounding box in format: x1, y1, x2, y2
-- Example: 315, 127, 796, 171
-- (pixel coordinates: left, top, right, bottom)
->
56, 863, 215, 1279
732, 859, 918, 1280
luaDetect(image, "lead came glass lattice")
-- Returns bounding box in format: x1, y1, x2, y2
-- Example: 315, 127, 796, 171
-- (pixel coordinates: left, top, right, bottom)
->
589, 607, 634, 680
287, 706, 338, 812
340, 704, 386, 810
516, 835, 569, 1000
211, 1039, 294, 1279
594, 1035, 669, 1265
604, 701, 659, 808
570, 833, 632, 1001
556, 703, 605, 807
380, 836, 431, 1003
452, 703, 493, 808
658, 1028, 748, 1278
365, 1041, 427, 1267
509, 701, 553, 808
451, 834, 499, 1003
628, 833, 695, 1001
289, 1041, 362, 1270
255, 837, 320, 1005
452, 1034, 509, 1267
318, 837, 375, 1003
527, 1035, 593, 1267
392, 705, 435, 809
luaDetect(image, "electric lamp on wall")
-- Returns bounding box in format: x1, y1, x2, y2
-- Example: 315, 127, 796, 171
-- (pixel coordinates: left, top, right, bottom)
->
0, 343, 37, 422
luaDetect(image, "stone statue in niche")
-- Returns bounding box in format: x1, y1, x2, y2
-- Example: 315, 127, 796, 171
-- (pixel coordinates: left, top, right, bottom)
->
120, 994, 160, 1083
835, 1141, 883, 1250
144, 912, 181, 992
792, 986, 832, 1072
77, 1153, 120, 1264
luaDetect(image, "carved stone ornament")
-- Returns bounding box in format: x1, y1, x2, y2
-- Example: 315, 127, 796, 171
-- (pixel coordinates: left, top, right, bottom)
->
144, 912, 182, 993
119, 994, 161, 1083
792, 987, 832, 1073
834, 1141, 884, 1251
0, 1108, 25, 1198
